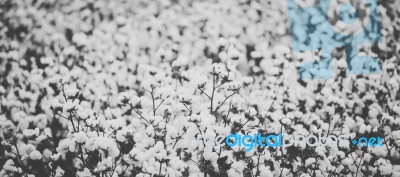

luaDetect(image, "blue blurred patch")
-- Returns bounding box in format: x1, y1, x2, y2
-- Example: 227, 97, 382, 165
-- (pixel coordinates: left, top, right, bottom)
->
287, 0, 382, 79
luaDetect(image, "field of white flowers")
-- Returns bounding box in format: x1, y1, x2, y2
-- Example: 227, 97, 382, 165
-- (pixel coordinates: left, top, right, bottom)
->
1, 0, 400, 177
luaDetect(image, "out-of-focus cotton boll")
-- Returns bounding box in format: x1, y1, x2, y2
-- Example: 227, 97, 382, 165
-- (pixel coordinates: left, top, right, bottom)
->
29, 150, 42, 160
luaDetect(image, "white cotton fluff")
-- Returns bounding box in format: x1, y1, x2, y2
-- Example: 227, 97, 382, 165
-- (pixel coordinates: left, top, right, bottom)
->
65, 88, 80, 98
364, 153, 372, 163
63, 100, 77, 112
51, 98, 63, 109
3, 159, 18, 172
74, 132, 88, 144
341, 158, 353, 166
231, 161, 245, 172
57, 139, 71, 154
305, 158, 316, 166
54, 166, 64, 177
372, 146, 388, 157
380, 164, 393, 175
23, 128, 40, 138
76, 168, 92, 177
72, 33, 89, 46
44, 128, 52, 137
315, 146, 326, 157
217, 37, 227, 47
281, 118, 291, 125
116, 129, 128, 142
29, 150, 42, 160
172, 56, 189, 67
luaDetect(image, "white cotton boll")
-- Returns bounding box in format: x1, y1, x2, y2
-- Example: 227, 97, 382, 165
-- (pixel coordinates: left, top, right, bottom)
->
63, 100, 76, 112
42, 148, 52, 162
172, 56, 189, 67
129, 95, 141, 105
372, 146, 388, 157
281, 118, 291, 125
341, 158, 353, 166
76, 168, 92, 177
336, 151, 345, 159
203, 151, 218, 162
217, 37, 227, 47
22, 144, 36, 156
75, 159, 83, 169
29, 150, 42, 160
259, 167, 273, 176
65, 88, 79, 98
305, 158, 316, 167
315, 146, 326, 157
366, 125, 372, 133
337, 59, 347, 69
338, 139, 350, 150
72, 33, 88, 46
104, 108, 113, 119
116, 130, 127, 142
50, 153, 62, 161
231, 161, 245, 172
3, 159, 16, 171
108, 144, 120, 158
56, 139, 71, 154
227, 169, 241, 177
364, 153, 372, 163
44, 128, 52, 137
74, 132, 88, 144
167, 126, 179, 139
23, 128, 39, 138
36, 135, 48, 143
51, 98, 63, 110
96, 137, 110, 150
146, 125, 155, 137
359, 124, 366, 134
76, 109, 89, 119
380, 164, 393, 175
69, 140, 77, 152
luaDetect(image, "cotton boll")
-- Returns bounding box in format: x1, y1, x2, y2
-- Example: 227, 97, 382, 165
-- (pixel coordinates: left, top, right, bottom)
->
51, 98, 63, 111
372, 146, 388, 157
23, 128, 39, 138
72, 33, 89, 46
315, 146, 326, 157
29, 150, 42, 160
305, 158, 316, 167
116, 129, 128, 142
57, 139, 71, 154
281, 118, 291, 125
3, 159, 17, 172
231, 161, 245, 172
379, 163, 393, 175
364, 153, 372, 163
74, 132, 88, 144
63, 100, 76, 112
44, 128, 52, 137
65, 88, 80, 99
76, 168, 92, 177
172, 56, 189, 67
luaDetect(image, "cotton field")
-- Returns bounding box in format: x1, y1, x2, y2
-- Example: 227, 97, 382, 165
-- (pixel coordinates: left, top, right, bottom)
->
1, 0, 400, 177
